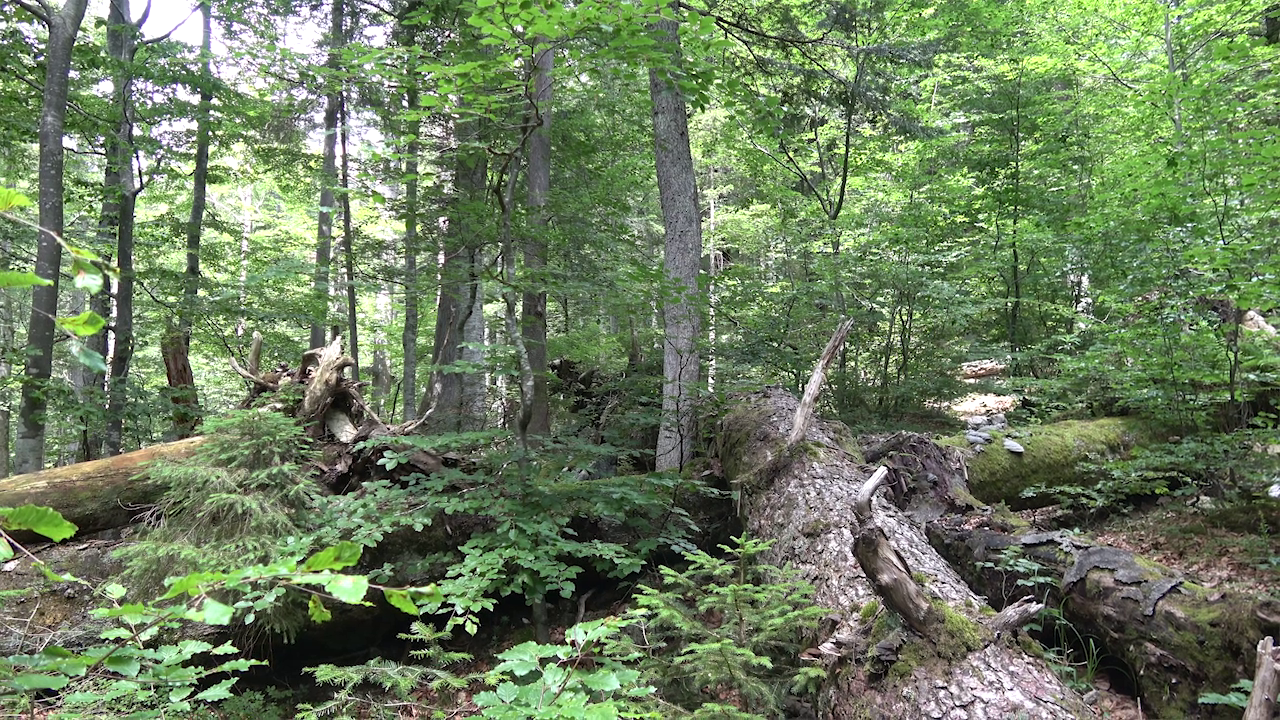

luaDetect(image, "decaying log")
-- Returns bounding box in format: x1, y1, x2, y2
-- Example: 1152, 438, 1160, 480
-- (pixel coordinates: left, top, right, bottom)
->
952, 417, 1153, 507
718, 388, 1089, 719
788, 317, 854, 446
851, 466, 937, 636
928, 512, 1280, 719
0, 437, 206, 536
1244, 636, 1280, 720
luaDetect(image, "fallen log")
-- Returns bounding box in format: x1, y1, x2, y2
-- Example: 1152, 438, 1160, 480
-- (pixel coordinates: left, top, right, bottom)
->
927, 512, 1280, 720
717, 388, 1090, 719
948, 417, 1153, 507
0, 437, 206, 536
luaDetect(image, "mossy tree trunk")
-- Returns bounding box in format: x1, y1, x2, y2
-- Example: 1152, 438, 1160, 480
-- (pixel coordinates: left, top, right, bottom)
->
717, 388, 1089, 719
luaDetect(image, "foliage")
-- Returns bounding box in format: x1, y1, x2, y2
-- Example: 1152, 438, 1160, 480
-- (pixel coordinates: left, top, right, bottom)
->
113, 409, 321, 639
1197, 679, 1252, 709
475, 619, 658, 719
624, 535, 827, 718
0, 505, 437, 719
296, 622, 473, 720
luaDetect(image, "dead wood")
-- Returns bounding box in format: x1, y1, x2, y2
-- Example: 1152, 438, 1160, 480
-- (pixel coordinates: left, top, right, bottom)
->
0, 437, 207, 536
718, 388, 1089, 719
1244, 636, 1280, 720
787, 317, 854, 447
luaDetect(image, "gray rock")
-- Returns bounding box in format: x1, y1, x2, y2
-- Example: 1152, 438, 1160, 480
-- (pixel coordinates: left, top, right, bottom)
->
966, 415, 988, 429
965, 431, 990, 445
1003, 438, 1024, 454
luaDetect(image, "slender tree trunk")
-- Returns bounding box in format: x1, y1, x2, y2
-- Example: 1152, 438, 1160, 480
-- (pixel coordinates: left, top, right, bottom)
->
521, 40, 553, 438
400, 87, 421, 423
103, 0, 140, 457
14, 0, 90, 475
649, 10, 703, 471
169, 0, 212, 439
339, 93, 359, 380
310, 0, 344, 349
0, 236, 13, 477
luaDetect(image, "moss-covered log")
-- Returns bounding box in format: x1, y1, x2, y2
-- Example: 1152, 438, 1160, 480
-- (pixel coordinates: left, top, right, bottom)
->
0, 437, 206, 536
927, 513, 1280, 719
718, 388, 1090, 719
947, 417, 1152, 507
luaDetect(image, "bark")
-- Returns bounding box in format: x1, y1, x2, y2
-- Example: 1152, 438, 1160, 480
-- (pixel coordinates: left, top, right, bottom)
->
929, 513, 1280, 719
310, 0, 344, 350
0, 437, 208, 537
103, 0, 140, 457
339, 93, 359, 380
718, 389, 1089, 719
1244, 636, 1279, 720
171, 0, 213, 437
14, 0, 90, 474
419, 115, 488, 433
521, 39, 553, 438
649, 10, 702, 471
400, 85, 421, 423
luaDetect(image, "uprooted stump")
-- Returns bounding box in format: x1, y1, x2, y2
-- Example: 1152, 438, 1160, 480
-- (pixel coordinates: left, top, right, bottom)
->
718, 388, 1090, 719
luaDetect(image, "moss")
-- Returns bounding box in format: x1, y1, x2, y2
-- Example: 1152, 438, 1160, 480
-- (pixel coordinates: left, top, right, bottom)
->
933, 601, 986, 659
911, 571, 928, 585
960, 417, 1154, 507
802, 520, 832, 537
859, 600, 881, 621
888, 641, 926, 680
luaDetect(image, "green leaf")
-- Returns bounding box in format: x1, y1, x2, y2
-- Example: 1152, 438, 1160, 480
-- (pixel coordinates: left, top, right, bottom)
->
71, 258, 103, 295
383, 588, 420, 616
0, 271, 52, 288
103, 655, 141, 678
8, 673, 70, 691
57, 311, 106, 338
194, 677, 238, 702
323, 574, 369, 604
199, 597, 235, 625
308, 594, 332, 623
0, 187, 32, 212
303, 541, 363, 571
0, 538, 11, 561
70, 341, 108, 373
0, 505, 78, 541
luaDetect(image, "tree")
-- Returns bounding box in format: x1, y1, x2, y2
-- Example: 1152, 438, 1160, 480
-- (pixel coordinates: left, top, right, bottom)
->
649, 8, 703, 472
13, 0, 90, 474
520, 38, 553, 438
310, 0, 344, 350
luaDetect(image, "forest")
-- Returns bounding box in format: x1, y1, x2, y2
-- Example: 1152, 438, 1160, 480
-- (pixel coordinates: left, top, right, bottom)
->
0, 0, 1278, 717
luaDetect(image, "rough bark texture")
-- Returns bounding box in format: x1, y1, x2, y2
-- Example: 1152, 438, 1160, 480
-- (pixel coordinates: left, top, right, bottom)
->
1244, 636, 1279, 720
521, 40, 553, 438
400, 85, 421, 423
0, 437, 207, 536
420, 115, 488, 432
15, 0, 90, 474
718, 389, 1088, 719
649, 12, 703, 471
929, 513, 1280, 719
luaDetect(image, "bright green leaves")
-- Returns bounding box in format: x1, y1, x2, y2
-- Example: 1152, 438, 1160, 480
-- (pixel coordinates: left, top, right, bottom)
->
303, 540, 362, 571
0, 271, 53, 288
0, 504, 79, 542
0, 186, 32, 212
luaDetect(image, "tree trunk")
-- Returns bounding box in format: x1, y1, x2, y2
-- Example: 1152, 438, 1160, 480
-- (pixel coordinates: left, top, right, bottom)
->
0, 437, 207, 537
929, 512, 1280, 719
718, 389, 1089, 718
171, 0, 213, 439
649, 10, 702, 471
521, 39, 553, 438
103, 0, 141, 457
14, 0, 90, 475
419, 115, 488, 432
310, 0, 344, 350
400, 86, 421, 424
339, 93, 359, 380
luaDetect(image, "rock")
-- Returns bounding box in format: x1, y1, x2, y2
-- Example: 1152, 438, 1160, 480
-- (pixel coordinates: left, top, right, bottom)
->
990, 413, 1007, 427
966, 415, 988, 429
966, 431, 990, 445
1003, 438, 1024, 454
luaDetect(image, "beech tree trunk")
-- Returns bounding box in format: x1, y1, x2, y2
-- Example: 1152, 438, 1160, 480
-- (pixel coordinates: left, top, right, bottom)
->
14, 0, 90, 475
649, 9, 702, 472
718, 389, 1089, 719
400, 85, 421, 423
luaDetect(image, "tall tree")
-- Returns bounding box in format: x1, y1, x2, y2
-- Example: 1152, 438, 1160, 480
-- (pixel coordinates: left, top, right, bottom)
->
649, 9, 703, 471
400, 84, 422, 423
13, 0, 90, 474
520, 39, 553, 437
166, 0, 214, 439
102, 0, 147, 456
310, 0, 344, 349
